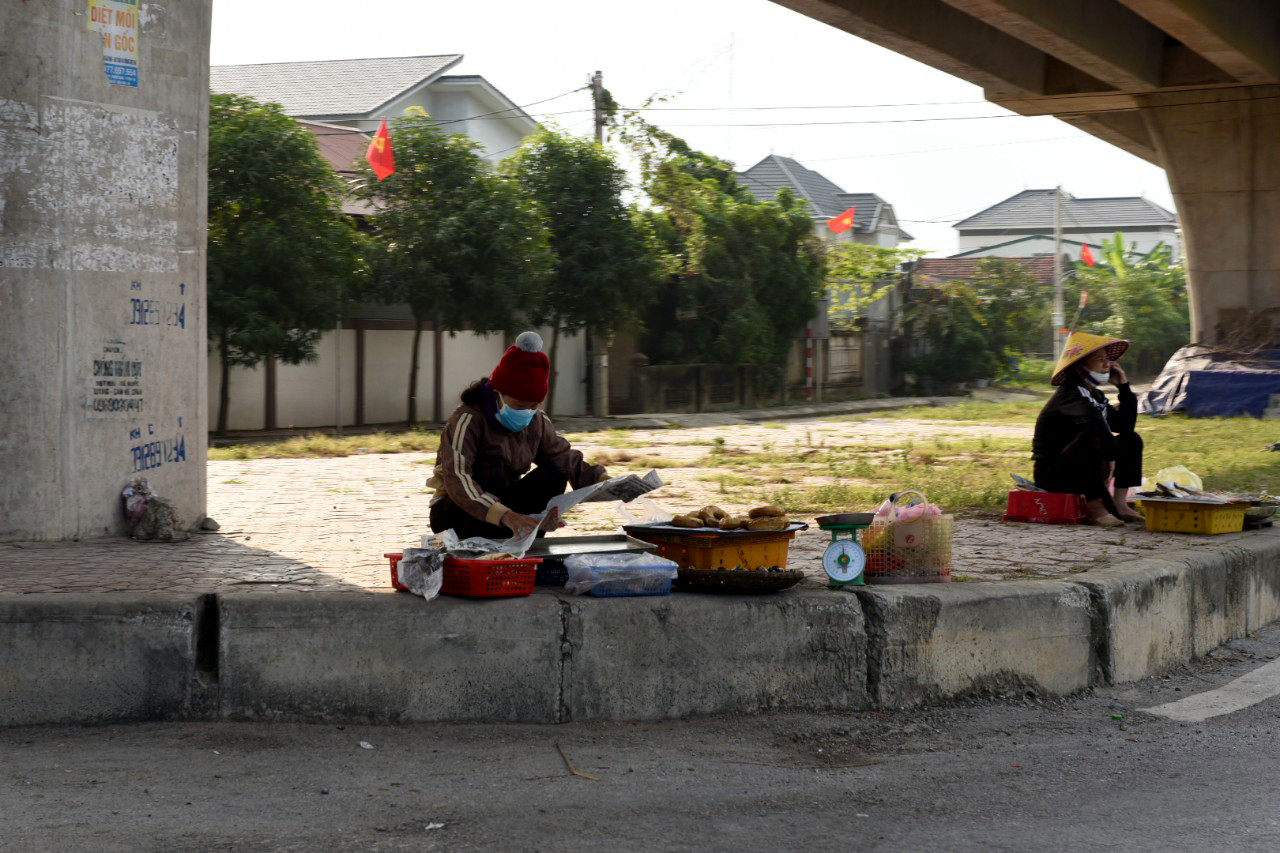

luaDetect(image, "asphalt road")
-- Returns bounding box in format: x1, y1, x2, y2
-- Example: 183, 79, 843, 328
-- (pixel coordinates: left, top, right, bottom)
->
5, 623, 1280, 852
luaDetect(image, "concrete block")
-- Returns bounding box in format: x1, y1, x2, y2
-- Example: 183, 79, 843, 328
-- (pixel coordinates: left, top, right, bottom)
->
562, 591, 867, 720
0, 594, 204, 726
217, 592, 565, 724
855, 582, 1094, 708
1072, 533, 1280, 685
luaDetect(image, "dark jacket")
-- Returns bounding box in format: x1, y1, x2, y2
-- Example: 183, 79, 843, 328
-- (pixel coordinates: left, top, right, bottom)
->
1032, 374, 1136, 463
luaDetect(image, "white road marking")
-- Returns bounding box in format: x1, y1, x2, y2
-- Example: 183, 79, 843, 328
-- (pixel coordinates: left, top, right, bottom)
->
1142, 657, 1280, 722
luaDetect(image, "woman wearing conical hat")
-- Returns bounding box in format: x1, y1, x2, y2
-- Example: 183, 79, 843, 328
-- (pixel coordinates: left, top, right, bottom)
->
1031, 332, 1145, 527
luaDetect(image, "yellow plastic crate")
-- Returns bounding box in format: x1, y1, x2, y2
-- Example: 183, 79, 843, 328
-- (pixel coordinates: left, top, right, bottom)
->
623, 527, 800, 570
1139, 500, 1246, 535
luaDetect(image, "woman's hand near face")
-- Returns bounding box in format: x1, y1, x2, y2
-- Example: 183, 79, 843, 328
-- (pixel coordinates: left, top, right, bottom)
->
1110, 363, 1128, 385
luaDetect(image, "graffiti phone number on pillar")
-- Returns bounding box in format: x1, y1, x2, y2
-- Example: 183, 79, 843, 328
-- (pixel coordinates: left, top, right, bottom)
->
131, 435, 187, 472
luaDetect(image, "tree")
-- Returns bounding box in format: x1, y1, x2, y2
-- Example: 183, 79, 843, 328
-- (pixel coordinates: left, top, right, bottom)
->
207, 93, 366, 435
354, 116, 553, 425
1069, 234, 1189, 374
825, 243, 927, 329
903, 282, 1001, 390
615, 120, 825, 376
965, 257, 1053, 357
504, 128, 656, 414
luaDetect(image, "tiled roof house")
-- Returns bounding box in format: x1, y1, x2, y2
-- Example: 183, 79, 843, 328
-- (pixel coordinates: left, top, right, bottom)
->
736, 154, 913, 247
952, 189, 1179, 259
210, 55, 536, 162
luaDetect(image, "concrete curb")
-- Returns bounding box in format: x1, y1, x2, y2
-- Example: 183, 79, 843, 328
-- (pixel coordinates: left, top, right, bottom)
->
853, 581, 1096, 709
1, 531, 1278, 726
0, 594, 211, 726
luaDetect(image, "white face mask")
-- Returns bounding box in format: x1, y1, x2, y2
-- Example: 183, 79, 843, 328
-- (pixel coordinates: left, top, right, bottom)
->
1086, 368, 1111, 385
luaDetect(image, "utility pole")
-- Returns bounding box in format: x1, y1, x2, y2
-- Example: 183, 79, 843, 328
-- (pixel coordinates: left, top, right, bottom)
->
1051, 186, 1065, 360
588, 70, 609, 416
590, 70, 605, 144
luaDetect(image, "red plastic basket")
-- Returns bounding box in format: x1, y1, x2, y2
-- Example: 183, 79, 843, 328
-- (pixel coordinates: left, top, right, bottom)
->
1003, 491, 1086, 524
441, 556, 539, 598
384, 552, 408, 592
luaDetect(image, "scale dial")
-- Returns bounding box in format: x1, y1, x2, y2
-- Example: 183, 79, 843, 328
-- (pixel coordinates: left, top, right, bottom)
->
822, 539, 866, 583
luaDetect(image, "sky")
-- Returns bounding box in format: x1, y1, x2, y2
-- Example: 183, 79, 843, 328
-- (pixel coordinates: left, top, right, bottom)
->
209, 0, 1176, 257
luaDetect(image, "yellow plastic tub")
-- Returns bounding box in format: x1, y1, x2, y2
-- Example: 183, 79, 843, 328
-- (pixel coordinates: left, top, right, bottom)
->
1139, 500, 1246, 535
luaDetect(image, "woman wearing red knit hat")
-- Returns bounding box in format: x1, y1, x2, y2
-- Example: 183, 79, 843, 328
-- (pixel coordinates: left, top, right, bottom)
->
427, 331, 611, 540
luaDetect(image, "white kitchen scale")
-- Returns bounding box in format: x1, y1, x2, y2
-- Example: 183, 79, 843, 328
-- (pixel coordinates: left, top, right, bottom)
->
815, 512, 875, 588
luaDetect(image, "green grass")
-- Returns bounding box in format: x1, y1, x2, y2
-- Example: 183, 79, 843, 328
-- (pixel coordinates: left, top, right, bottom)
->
832, 400, 1045, 423
765, 411, 1279, 514
209, 430, 440, 460
208, 405, 1280, 518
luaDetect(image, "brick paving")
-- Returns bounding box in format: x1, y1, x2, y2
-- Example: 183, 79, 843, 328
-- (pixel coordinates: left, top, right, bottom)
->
0, 416, 1270, 594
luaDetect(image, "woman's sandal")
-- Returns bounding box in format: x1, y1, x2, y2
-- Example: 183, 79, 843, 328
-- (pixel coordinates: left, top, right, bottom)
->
1084, 513, 1125, 528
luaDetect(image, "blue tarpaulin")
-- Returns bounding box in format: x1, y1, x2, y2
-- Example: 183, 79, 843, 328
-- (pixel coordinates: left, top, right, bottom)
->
1140, 346, 1280, 417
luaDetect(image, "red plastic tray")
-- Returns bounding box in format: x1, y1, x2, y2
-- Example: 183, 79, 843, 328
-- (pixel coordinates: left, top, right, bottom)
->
1002, 491, 1086, 524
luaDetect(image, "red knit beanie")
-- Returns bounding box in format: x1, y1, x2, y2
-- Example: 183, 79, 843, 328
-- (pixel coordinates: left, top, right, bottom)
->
490, 331, 550, 403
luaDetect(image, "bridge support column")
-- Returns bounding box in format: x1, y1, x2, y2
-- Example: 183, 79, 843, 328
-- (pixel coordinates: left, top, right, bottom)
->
1139, 85, 1280, 345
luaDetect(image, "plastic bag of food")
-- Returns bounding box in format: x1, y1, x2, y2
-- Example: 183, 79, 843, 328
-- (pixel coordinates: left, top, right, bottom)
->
563, 552, 678, 597
1139, 465, 1202, 495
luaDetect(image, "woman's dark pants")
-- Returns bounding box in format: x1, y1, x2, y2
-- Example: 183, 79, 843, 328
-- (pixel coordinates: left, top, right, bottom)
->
429, 464, 568, 540
1034, 431, 1144, 502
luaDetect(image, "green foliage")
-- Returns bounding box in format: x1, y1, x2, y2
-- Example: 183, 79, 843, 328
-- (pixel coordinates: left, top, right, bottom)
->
825, 243, 926, 327
903, 281, 1000, 387
614, 115, 825, 370
207, 93, 368, 432
904, 258, 1054, 389
504, 128, 656, 339
966, 258, 1052, 356
355, 117, 553, 332
207, 93, 365, 366
1069, 234, 1189, 375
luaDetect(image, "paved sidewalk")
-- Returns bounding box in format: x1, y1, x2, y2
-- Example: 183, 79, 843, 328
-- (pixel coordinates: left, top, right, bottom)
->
0, 446, 1266, 595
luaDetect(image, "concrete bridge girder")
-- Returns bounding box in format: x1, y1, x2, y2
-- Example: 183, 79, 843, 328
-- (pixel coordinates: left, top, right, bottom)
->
772, 0, 1280, 344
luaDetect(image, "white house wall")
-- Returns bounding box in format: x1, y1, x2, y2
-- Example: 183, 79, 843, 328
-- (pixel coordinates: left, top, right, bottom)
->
207, 329, 588, 431
362, 330, 419, 425
274, 330, 357, 428
209, 359, 266, 432
957, 231, 1180, 258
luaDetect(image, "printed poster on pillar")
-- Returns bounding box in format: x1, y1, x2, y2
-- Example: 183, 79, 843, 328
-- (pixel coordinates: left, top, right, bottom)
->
87, 0, 140, 88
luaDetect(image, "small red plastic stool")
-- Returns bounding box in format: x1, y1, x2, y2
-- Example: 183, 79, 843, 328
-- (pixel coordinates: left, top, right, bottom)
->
1002, 491, 1086, 524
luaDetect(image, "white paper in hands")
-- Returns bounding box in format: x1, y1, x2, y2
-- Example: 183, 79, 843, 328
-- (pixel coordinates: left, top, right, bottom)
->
534, 470, 663, 524
434, 470, 663, 560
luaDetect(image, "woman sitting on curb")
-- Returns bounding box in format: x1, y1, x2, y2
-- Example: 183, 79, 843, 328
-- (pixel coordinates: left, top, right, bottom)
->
1032, 332, 1145, 527
427, 331, 610, 541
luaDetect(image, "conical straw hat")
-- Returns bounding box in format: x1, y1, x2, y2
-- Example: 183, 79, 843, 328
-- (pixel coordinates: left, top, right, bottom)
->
1051, 332, 1129, 385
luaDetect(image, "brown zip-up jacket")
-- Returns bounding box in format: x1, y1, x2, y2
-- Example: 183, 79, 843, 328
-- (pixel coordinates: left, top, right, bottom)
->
426, 403, 609, 526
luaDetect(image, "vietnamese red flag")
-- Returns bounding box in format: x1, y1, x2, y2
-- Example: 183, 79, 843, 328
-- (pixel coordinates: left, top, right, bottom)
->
826, 206, 856, 234
1080, 243, 1096, 266
366, 118, 395, 181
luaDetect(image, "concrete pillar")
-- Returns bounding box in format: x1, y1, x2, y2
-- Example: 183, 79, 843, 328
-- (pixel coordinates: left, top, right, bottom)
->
0, 0, 212, 540
1139, 85, 1280, 345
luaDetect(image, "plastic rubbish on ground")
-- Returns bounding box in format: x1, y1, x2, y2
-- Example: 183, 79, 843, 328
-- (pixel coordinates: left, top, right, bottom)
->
563, 552, 678, 596
121, 477, 188, 541
395, 547, 444, 600
1139, 465, 1202, 496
